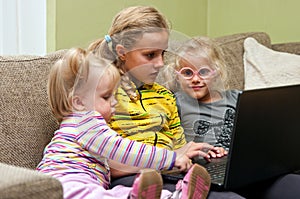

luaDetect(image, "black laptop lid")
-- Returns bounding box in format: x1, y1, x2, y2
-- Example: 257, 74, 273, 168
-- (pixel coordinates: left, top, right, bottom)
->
224, 84, 300, 189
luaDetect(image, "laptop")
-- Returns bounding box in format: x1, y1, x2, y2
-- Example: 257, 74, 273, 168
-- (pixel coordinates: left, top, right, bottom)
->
161, 84, 300, 190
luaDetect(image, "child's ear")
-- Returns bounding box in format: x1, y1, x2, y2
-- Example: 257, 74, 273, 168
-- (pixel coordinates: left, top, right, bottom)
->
72, 95, 85, 111
116, 44, 126, 61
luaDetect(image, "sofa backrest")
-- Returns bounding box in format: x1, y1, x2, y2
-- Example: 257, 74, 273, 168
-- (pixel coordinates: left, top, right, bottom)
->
214, 32, 271, 90
0, 50, 66, 169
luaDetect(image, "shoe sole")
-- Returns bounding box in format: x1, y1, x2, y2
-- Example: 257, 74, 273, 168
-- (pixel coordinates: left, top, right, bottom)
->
187, 164, 211, 199
138, 169, 163, 199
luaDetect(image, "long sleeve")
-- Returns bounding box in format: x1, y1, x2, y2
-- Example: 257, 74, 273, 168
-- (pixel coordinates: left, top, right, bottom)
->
167, 94, 186, 150
76, 111, 176, 171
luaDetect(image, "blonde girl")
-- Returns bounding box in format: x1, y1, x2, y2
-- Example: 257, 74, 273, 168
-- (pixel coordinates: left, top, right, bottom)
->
88, 6, 216, 199
158, 36, 248, 199
167, 36, 300, 199
163, 36, 236, 156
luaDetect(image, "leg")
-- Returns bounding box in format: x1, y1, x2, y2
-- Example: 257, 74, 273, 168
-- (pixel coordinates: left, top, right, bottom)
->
111, 174, 177, 192
207, 191, 246, 199
263, 174, 300, 199
130, 169, 163, 199
57, 173, 132, 199
173, 164, 211, 199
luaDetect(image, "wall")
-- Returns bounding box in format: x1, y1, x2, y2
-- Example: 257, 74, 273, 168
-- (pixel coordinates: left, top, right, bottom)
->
47, 0, 300, 52
47, 0, 207, 52
208, 0, 300, 43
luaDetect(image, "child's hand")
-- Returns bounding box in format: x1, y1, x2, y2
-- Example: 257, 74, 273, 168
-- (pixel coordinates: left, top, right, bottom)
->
174, 154, 193, 172
207, 147, 228, 158
175, 141, 215, 160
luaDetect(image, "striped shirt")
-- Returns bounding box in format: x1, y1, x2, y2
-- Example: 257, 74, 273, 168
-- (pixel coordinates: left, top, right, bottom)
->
109, 83, 186, 150
36, 111, 176, 189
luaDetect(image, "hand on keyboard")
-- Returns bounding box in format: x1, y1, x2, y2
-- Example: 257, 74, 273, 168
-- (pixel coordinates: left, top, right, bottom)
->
207, 147, 228, 159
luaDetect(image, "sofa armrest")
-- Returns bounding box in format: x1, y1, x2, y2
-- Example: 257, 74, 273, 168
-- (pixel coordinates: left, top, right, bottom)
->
0, 163, 63, 199
272, 42, 300, 55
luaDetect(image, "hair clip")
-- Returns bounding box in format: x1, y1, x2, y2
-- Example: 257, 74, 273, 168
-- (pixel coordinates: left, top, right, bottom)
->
104, 35, 112, 43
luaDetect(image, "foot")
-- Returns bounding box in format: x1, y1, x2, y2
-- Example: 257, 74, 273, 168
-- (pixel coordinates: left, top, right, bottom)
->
129, 169, 163, 199
174, 164, 211, 199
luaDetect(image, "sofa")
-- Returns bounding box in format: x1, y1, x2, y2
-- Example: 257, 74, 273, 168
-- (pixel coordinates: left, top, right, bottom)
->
0, 32, 299, 198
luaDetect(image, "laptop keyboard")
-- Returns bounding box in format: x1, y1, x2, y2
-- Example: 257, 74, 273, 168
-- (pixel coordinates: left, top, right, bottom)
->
161, 157, 228, 184
204, 157, 227, 183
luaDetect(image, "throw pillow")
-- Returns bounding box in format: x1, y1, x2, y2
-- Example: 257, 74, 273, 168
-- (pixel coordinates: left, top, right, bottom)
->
243, 37, 300, 90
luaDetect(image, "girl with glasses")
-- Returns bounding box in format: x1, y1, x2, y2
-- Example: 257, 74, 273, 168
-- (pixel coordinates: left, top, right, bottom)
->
161, 36, 239, 156
158, 36, 300, 199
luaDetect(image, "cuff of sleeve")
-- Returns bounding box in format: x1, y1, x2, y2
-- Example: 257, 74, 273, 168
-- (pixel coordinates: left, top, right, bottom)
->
168, 153, 176, 170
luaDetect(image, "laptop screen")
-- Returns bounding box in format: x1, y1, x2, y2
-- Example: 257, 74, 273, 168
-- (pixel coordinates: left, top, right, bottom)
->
224, 84, 300, 189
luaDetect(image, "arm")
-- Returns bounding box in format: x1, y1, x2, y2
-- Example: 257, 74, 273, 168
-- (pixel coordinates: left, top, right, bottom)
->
109, 140, 216, 177
109, 160, 140, 178
167, 93, 187, 149
76, 111, 176, 171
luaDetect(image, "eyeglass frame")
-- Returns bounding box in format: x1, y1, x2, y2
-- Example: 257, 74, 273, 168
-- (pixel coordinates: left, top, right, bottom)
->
175, 66, 217, 80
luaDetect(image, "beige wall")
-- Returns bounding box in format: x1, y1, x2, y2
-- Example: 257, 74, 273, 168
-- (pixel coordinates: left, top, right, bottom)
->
47, 0, 300, 52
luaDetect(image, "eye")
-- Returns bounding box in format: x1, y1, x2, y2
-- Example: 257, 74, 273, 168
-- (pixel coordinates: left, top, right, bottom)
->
198, 67, 212, 77
102, 94, 112, 101
180, 68, 194, 77
146, 52, 155, 59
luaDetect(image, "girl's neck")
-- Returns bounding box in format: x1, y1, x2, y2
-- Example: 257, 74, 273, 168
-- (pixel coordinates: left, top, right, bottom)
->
128, 74, 144, 88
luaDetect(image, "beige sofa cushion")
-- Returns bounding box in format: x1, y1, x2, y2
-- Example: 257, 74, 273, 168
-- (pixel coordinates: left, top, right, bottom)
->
0, 50, 65, 169
0, 163, 63, 199
243, 37, 300, 90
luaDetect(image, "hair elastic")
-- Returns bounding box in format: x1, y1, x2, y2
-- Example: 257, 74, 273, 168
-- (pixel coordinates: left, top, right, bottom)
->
104, 35, 112, 43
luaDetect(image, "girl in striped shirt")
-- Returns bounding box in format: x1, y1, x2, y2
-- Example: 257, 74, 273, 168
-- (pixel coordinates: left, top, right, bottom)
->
36, 48, 213, 199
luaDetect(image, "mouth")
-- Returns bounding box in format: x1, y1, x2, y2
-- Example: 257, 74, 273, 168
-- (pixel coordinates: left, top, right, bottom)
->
189, 85, 205, 90
150, 72, 159, 77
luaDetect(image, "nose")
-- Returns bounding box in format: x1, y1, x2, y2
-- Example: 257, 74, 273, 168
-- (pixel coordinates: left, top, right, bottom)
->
153, 55, 164, 69
111, 96, 118, 107
191, 73, 202, 83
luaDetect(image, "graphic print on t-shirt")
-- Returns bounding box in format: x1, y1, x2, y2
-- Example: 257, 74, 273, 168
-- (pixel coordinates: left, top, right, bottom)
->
192, 108, 235, 150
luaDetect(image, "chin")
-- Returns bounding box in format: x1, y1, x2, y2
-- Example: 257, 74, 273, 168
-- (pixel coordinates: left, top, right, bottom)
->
143, 80, 155, 85
185, 90, 198, 98
189, 92, 204, 100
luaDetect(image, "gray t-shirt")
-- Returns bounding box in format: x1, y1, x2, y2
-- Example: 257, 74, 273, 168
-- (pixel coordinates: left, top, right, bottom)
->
175, 90, 240, 150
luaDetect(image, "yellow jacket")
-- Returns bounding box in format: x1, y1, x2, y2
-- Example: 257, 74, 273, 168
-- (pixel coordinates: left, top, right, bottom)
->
109, 83, 186, 150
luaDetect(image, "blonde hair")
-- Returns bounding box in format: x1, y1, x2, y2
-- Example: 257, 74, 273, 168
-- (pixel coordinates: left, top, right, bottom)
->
158, 36, 228, 92
88, 6, 170, 101
48, 48, 120, 123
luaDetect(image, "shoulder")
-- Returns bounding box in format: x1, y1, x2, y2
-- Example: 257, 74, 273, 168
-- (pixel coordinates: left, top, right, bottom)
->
64, 111, 106, 125
174, 91, 194, 103
152, 82, 175, 97
224, 89, 241, 102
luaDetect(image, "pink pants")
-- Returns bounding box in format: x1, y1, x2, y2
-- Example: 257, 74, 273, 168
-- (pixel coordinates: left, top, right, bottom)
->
55, 173, 172, 199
